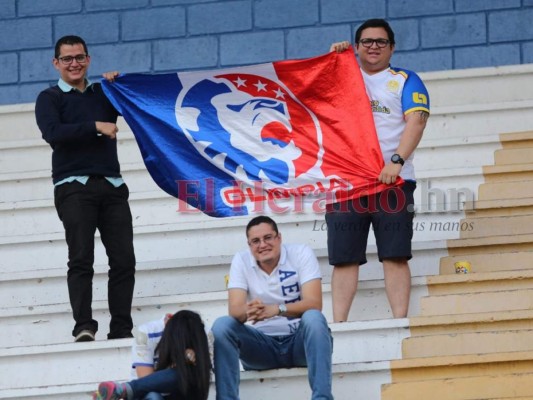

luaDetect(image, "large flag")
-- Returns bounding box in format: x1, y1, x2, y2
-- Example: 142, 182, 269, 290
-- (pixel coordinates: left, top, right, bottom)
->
102, 49, 392, 217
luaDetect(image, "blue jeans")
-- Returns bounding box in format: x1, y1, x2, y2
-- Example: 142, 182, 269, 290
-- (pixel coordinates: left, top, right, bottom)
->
212, 310, 333, 400
141, 394, 165, 400
126, 368, 178, 399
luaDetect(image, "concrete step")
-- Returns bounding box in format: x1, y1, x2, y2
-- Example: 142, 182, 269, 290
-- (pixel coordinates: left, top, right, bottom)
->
424, 269, 533, 295
409, 309, 533, 336
381, 364, 533, 400
0, 169, 483, 237
388, 350, 533, 381
421, 65, 533, 109
0, 104, 500, 211
0, 150, 486, 205
494, 146, 533, 166
0, 172, 477, 243
0, 129, 498, 178
424, 99, 533, 144
0, 320, 406, 398
498, 130, 533, 148
0, 191, 209, 238
402, 328, 533, 358
0, 105, 130, 142
471, 398, 533, 400
478, 179, 533, 202
0, 241, 444, 310
446, 233, 533, 257
465, 200, 533, 218
0, 360, 392, 400
0, 163, 161, 203
482, 162, 533, 183
0, 173, 478, 242
0, 103, 40, 142
0, 202, 465, 259
5, 97, 532, 147
0, 130, 495, 177
0, 255, 231, 310
439, 251, 533, 274
0, 215, 326, 272
0, 135, 143, 175
0, 278, 428, 348
457, 214, 533, 239
419, 287, 533, 316
404, 309, 533, 357
0, 118, 496, 220
0, 206, 446, 272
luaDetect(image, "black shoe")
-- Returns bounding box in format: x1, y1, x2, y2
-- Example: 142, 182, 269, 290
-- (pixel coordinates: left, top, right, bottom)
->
75, 330, 95, 342
108, 332, 133, 340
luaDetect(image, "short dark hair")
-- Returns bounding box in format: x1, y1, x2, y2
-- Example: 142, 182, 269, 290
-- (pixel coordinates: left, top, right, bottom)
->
355, 18, 395, 46
246, 215, 278, 237
54, 35, 89, 59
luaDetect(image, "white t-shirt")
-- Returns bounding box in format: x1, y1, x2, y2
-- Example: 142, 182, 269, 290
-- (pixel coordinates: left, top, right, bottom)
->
130, 315, 215, 379
362, 66, 430, 181
130, 316, 166, 378
228, 243, 322, 336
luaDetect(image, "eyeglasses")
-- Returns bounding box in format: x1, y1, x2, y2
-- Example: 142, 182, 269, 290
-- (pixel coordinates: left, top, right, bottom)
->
359, 38, 391, 48
248, 233, 278, 248
57, 54, 88, 65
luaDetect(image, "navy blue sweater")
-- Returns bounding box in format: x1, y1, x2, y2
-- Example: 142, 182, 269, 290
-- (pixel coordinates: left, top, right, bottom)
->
35, 83, 121, 184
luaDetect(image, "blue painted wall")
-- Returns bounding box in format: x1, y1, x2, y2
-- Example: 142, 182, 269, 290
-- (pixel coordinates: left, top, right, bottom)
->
1, 0, 532, 105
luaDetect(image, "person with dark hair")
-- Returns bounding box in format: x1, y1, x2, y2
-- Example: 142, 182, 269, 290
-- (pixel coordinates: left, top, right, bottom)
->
93, 310, 212, 400
212, 216, 333, 400
328, 19, 430, 321
35, 35, 136, 342
128, 313, 174, 380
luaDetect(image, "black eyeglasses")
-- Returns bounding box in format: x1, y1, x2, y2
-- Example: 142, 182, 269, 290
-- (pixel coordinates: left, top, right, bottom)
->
248, 233, 278, 248
57, 54, 88, 65
359, 38, 390, 48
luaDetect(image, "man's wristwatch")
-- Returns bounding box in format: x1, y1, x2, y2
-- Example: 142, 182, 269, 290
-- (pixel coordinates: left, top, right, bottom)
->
391, 153, 405, 166
278, 304, 287, 316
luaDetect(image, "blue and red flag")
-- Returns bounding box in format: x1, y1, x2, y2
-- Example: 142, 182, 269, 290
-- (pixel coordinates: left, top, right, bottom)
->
102, 49, 391, 217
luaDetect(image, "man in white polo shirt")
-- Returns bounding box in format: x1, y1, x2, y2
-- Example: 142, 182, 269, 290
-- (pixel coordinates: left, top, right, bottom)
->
212, 215, 333, 400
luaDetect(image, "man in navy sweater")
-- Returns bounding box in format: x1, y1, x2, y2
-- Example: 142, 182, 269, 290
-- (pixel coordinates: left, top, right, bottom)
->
35, 35, 136, 342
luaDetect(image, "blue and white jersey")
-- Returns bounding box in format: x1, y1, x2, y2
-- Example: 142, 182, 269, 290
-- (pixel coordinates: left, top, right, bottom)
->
228, 243, 322, 336
362, 66, 430, 180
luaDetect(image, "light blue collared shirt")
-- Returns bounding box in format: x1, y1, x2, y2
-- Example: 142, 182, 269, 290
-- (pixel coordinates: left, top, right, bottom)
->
58, 77, 94, 93
54, 78, 124, 188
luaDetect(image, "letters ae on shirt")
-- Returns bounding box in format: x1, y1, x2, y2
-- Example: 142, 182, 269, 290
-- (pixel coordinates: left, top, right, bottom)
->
228, 243, 322, 337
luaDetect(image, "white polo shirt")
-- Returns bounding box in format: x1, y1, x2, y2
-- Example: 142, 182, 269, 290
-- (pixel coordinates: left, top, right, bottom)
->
228, 243, 322, 336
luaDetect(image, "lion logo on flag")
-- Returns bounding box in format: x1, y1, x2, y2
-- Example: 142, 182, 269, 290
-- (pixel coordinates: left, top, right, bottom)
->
175, 72, 323, 185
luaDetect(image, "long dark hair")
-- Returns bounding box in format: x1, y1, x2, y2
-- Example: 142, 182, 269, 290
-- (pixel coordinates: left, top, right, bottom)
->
155, 310, 211, 400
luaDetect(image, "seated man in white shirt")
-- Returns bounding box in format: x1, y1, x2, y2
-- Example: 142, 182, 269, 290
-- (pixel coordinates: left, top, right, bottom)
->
211, 215, 333, 400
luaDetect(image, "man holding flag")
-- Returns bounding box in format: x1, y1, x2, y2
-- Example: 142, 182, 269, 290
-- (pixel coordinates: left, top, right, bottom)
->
35, 35, 136, 342
328, 19, 430, 321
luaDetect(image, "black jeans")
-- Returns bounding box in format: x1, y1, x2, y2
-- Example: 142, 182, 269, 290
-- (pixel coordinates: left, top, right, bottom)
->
54, 177, 136, 338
